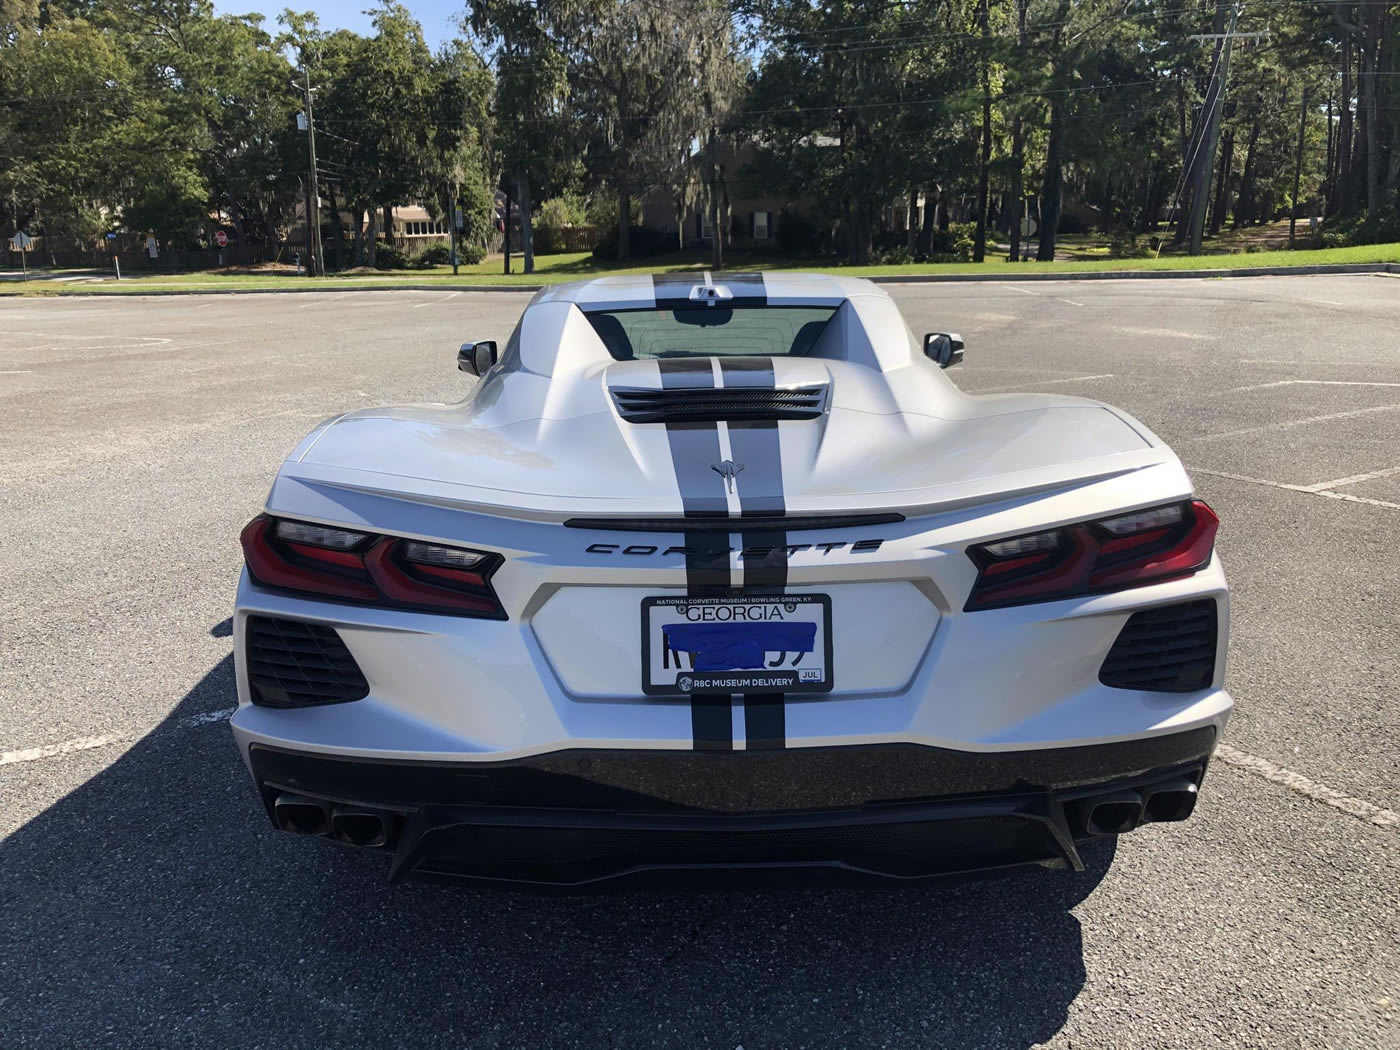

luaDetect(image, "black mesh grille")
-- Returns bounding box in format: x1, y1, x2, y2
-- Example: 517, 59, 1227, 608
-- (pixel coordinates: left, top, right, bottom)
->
612, 385, 827, 423
246, 616, 369, 708
1099, 600, 1218, 693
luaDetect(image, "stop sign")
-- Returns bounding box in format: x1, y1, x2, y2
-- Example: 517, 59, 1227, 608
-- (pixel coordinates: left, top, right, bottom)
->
215, 230, 228, 248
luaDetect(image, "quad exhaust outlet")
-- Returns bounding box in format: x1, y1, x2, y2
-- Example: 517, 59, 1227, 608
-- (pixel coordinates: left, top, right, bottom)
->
330, 807, 392, 848
1077, 777, 1202, 837
273, 794, 330, 836
272, 794, 396, 848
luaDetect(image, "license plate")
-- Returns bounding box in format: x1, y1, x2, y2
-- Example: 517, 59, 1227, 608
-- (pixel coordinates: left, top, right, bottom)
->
641, 594, 833, 696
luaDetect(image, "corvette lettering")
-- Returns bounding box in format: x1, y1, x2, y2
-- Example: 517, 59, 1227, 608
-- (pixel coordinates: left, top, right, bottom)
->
585, 539, 883, 557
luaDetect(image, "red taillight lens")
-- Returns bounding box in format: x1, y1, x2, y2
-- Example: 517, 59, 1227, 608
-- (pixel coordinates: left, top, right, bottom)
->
240, 515, 507, 619
964, 500, 1218, 611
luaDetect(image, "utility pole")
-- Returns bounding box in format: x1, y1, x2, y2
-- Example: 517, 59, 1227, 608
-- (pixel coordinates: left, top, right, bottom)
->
1184, 15, 1267, 254
450, 181, 460, 276
300, 66, 324, 276
972, 0, 992, 262
1008, 0, 1029, 262
1290, 87, 1310, 247
503, 189, 512, 275
1187, 6, 1237, 255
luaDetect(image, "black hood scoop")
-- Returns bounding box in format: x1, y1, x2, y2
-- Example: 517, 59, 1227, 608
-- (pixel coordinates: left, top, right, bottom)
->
610, 383, 829, 424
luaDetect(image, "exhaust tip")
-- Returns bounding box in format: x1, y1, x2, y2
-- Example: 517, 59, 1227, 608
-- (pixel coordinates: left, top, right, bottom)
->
331, 807, 390, 848
1144, 782, 1199, 823
273, 794, 330, 836
1084, 792, 1143, 836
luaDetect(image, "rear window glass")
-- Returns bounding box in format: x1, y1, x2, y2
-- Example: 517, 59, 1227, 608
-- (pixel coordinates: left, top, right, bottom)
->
585, 306, 839, 361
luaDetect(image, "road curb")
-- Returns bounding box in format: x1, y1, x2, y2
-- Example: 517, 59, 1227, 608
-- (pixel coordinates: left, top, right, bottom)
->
4, 262, 1397, 295
0, 282, 548, 296
866, 262, 1400, 283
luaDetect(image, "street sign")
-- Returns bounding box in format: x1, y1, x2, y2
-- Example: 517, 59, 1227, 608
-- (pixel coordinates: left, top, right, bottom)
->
105, 232, 117, 241
145, 236, 158, 259
215, 230, 228, 248
8, 231, 33, 252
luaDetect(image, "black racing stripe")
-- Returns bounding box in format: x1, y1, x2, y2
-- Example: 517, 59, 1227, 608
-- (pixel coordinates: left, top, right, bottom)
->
714, 355, 777, 384
657, 356, 715, 385
726, 420, 785, 517
740, 526, 788, 751
742, 693, 786, 751
714, 272, 767, 308
658, 357, 734, 750
720, 357, 785, 517
720, 356, 789, 751
662, 423, 729, 518
690, 695, 733, 752
682, 528, 732, 593
652, 271, 768, 308
652, 272, 701, 308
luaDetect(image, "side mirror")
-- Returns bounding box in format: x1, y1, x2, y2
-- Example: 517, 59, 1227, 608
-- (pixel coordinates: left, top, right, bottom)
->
457, 340, 498, 376
924, 331, 965, 369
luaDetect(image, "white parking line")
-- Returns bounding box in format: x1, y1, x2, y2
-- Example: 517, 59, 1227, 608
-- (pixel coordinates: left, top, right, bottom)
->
177, 706, 237, 728
0, 369, 32, 374
1304, 298, 1344, 306
1119, 327, 1210, 340
1007, 285, 1043, 296
0, 732, 128, 767
1299, 464, 1400, 492
414, 291, 462, 308
1191, 403, 1400, 440
1058, 298, 1086, 307
1230, 379, 1400, 393
1190, 466, 1400, 510
965, 373, 1115, 394
1214, 745, 1400, 828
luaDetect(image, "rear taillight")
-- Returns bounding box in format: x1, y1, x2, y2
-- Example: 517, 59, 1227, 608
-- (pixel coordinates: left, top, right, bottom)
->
240, 515, 507, 619
965, 500, 1219, 611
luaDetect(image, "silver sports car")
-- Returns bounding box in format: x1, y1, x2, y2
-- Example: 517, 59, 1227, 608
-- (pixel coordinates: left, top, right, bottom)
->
233, 272, 1231, 885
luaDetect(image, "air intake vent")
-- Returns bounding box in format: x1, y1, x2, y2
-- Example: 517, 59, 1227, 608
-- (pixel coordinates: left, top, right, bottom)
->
611, 385, 828, 423
1099, 600, 1218, 693
246, 616, 370, 708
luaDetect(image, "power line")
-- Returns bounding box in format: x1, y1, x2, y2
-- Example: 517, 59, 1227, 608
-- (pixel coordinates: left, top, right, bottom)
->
772, 0, 1395, 45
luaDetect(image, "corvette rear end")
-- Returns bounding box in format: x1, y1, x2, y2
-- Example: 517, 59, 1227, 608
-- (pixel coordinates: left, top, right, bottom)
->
231, 273, 1230, 886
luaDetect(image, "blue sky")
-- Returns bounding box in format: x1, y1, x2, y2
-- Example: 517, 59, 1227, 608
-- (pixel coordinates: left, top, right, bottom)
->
212, 0, 463, 49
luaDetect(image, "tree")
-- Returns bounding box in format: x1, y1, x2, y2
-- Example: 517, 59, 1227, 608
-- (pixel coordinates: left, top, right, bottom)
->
468, 0, 572, 274
0, 13, 145, 248
562, 0, 740, 261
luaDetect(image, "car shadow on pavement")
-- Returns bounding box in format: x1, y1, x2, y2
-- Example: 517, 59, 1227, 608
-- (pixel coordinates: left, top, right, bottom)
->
1, 652, 1113, 1049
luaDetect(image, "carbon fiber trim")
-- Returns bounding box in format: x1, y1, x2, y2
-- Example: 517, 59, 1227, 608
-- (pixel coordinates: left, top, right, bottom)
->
248, 727, 1217, 815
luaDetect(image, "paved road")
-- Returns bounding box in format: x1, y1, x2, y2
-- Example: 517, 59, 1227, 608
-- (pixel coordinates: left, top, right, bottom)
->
2, 277, 1398, 1049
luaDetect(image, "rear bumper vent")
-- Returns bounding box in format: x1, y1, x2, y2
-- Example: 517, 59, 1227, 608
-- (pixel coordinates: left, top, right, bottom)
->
1099, 600, 1218, 693
245, 616, 370, 708
611, 385, 828, 423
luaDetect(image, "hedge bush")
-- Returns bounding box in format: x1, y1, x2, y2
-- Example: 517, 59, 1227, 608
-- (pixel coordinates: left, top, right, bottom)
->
372, 240, 409, 270
591, 225, 677, 261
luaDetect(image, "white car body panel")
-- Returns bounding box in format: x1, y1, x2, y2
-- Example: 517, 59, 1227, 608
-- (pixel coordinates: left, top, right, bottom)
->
231, 273, 1231, 882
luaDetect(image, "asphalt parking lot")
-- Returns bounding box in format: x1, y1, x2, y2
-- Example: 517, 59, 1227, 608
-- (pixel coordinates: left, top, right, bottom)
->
3, 275, 1398, 1049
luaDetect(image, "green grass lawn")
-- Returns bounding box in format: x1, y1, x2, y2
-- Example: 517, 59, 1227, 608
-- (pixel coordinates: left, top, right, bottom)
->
4, 242, 1399, 295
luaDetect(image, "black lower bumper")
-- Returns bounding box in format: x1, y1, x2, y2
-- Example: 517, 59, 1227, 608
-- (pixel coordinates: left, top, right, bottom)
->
248, 727, 1216, 886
